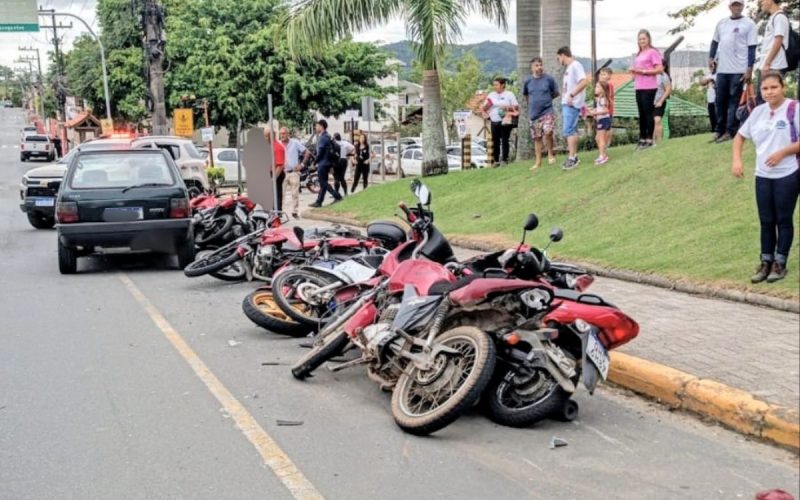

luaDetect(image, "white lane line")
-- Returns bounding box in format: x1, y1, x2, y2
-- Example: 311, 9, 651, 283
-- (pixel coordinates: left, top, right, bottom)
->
119, 274, 324, 500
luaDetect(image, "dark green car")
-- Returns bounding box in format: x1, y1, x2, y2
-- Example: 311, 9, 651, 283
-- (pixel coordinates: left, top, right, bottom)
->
56, 149, 195, 274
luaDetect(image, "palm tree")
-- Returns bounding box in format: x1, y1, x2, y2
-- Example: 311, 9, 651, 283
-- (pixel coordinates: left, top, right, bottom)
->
541, 0, 571, 151
515, 0, 541, 162
284, 0, 509, 176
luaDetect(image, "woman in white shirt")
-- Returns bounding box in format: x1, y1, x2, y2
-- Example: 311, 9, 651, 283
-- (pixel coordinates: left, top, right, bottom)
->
732, 72, 800, 283
700, 61, 717, 133
483, 77, 519, 165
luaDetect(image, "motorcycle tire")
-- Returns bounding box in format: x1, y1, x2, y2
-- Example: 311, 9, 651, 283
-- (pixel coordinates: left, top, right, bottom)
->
391, 326, 495, 436
209, 258, 248, 282
306, 175, 320, 194
183, 245, 242, 278
272, 268, 341, 327
242, 289, 311, 337
195, 214, 235, 246
484, 365, 569, 428
291, 329, 350, 380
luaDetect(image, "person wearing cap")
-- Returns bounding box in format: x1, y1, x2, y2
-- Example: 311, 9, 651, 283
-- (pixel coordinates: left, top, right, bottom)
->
708, 0, 758, 143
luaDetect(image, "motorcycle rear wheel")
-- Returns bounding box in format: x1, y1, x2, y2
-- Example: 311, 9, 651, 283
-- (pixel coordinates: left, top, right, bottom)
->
391, 326, 495, 436
272, 269, 341, 326
183, 245, 242, 277
242, 289, 311, 337
484, 365, 569, 428
195, 214, 235, 246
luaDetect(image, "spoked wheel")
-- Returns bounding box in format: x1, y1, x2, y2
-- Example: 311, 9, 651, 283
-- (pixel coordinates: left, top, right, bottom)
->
195, 214, 234, 246
390, 326, 495, 436
209, 257, 248, 282
272, 269, 341, 326
242, 289, 311, 337
484, 365, 569, 428
183, 243, 242, 278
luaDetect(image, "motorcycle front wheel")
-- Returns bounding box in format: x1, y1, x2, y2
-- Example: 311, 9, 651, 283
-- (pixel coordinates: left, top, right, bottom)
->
272, 269, 341, 326
183, 245, 242, 278
195, 214, 235, 246
242, 289, 311, 337
391, 326, 495, 436
484, 365, 569, 428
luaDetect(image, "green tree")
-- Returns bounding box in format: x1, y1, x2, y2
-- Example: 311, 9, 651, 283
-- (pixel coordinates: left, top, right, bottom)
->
669, 0, 799, 34
64, 35, 104, 114
441, 51, 484, 133
284, 0, 509, 176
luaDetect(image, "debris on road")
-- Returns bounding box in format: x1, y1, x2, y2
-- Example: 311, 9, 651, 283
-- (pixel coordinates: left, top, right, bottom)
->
261, 361, 281, 366
276, 420, 304, 427
227, 339, 242, 347
549, 437, 568, 449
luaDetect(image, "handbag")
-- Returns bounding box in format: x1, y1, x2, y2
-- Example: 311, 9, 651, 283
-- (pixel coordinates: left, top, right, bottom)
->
735, 83, 756, 124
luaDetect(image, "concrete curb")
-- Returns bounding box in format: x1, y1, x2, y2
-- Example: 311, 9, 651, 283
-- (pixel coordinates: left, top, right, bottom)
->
303, 211, 799, 314
609, 352, 799, 451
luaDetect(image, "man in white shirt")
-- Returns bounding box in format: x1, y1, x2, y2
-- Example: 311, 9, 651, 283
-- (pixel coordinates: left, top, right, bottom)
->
557, 46, 587, 170
279, 127, 310, 219
756, 0, 790, 103
708, 0, 757, 142
332, 133, 354, 197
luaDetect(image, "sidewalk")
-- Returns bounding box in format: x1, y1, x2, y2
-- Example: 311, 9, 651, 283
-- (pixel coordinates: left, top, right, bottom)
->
295, 197, 799, 448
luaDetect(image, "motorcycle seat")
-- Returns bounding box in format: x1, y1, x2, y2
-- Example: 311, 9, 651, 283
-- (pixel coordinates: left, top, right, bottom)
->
428, 270, 508, 296
553, 289, 617, 309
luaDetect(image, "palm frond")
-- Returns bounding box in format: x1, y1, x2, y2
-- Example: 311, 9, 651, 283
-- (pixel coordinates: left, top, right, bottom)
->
464, 0, 509, 31
283, 0, 401, 56
405, 0, 466, 70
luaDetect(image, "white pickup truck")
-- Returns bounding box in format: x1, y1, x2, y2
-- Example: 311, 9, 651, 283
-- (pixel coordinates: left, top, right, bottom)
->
20, 135, 56, 162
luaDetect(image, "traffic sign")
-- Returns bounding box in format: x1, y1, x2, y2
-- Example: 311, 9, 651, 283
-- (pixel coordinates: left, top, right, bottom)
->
0, 0, 39, 32
174, 109, 193, 137
201, 126, 214, 142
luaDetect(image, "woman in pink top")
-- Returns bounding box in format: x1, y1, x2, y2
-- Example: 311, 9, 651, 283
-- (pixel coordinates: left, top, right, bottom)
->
629, 29, 664, 150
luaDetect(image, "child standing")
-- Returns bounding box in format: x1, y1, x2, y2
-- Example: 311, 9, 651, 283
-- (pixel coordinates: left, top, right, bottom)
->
590, 81, 612, 165
598, 67, 615, 145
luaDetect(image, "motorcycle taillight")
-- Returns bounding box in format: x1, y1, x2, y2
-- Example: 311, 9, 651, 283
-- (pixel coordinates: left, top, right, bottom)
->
574, 274, 594, 292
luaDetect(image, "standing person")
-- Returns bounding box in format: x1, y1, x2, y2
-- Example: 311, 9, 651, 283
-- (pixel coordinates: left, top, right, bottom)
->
264, 127, 286, 211
332, 133, 353, 197
732, 72, 799, 283
522, 57, 559, 170
556, 46, 588, 170
483, 77, 519, 165
588, 81, 612, 165
700, 61, 718, 133
630, 29, 664, 150
709, 0, 757, 142
279, 126, 309, 219
653, 67, 672, 145
352, 132, 371, 192
756, 0, 790, 104
598, 67, 616, 146
309, 119, 342, 208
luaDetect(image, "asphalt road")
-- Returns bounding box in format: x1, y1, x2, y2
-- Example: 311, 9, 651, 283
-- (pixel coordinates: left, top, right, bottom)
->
1, 107, 798, 500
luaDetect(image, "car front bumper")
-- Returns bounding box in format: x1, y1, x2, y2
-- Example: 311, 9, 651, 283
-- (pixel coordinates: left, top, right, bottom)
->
58, 219, 192, 252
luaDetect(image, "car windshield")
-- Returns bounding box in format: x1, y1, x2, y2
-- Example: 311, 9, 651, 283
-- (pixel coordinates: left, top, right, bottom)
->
70, 152, 175, 189
184, 142, 204, 159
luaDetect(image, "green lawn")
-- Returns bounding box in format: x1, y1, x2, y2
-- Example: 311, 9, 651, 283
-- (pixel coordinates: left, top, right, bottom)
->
318, 135, 799, 300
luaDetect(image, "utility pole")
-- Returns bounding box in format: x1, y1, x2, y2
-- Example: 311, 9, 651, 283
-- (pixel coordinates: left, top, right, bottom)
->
140, 0, 168, 135
40, 13, 72, 154
19, 47, 44, 118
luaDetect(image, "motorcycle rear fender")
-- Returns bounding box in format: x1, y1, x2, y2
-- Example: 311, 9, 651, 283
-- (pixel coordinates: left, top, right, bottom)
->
513, 329, 576, 394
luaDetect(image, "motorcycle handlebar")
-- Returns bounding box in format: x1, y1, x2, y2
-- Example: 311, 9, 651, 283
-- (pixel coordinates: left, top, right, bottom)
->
398, 202, 416, 222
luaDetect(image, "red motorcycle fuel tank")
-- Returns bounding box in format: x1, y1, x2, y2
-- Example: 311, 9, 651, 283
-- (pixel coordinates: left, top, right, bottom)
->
387, 259, 455, 295
378, 240, 416, 277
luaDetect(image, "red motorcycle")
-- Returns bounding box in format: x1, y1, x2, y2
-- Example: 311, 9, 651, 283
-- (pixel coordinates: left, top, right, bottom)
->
190, 194, 263, 248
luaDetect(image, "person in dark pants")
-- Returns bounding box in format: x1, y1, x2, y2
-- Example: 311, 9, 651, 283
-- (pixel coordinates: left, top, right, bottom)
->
708, 0, 757, 142
309, 120, 342, 208
352, 132, 371, 192
483, 77, 518, 165
630, 29, 663, 150
332, 133, 353, 197
700, 61, 718, 133
732, 72, 799, 283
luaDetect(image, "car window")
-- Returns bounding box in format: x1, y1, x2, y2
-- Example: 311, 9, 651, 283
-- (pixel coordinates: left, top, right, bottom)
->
26, 135, 49, 142
155, 143, 180, 160
70, 153, 175, 189
403, 150, 414, 160
413, 150, 423, 161
218, 150, 237, 162
184, 142, 204, 159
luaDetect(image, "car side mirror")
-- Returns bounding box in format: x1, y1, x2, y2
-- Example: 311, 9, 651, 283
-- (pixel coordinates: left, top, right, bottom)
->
549, 227, 564, 242
524, 214, 539, 232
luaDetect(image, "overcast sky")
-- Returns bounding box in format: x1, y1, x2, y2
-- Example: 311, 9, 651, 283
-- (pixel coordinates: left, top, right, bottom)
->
0, 0, 732, 74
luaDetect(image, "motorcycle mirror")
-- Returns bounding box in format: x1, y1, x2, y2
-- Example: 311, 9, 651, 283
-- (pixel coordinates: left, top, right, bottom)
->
524, 214, 539, 232
293, 226, 305, 246
414, 184, 431, 206
409, 179, 421, 194
549, 227, 564, 242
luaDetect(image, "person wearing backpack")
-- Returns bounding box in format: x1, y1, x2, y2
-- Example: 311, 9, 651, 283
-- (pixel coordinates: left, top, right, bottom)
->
732, 72, 800, 284
309, 119, 342, 208
755, 0, 795, 103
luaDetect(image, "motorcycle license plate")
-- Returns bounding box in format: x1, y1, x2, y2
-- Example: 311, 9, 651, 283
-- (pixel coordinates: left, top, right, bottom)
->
586, 332, 609, 380
33, 197, 55, 207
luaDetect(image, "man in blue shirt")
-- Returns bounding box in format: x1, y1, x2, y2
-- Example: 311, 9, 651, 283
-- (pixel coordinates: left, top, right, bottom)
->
309, 119, 342, 208
279, 127, 310, 219
523, 57, 560, 170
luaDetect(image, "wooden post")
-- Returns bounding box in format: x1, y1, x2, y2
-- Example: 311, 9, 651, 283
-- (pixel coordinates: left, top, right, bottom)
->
462, 133, 472, 169
485, 120, 494, 168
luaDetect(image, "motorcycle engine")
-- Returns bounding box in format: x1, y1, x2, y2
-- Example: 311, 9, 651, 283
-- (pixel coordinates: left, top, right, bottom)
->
360, 323, 396, 358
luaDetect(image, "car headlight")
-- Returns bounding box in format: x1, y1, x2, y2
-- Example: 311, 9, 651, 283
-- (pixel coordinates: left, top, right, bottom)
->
21, 177, 28, 186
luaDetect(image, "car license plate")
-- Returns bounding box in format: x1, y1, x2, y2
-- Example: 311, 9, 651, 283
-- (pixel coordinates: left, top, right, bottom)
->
586, 332, 610, 380
33, 197, 54, 207
104, 207, 144, 222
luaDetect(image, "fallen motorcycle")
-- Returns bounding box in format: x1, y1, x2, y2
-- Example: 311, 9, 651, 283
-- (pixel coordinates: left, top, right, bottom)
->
191, 193, 265, 249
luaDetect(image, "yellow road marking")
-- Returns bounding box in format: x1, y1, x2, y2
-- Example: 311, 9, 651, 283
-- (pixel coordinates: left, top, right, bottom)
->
119, 274, 324, 500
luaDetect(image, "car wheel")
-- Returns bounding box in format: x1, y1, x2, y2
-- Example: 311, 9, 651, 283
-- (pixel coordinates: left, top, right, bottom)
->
176, 237, 196, 270
58, 239, 78, 274
48, 153, 55, 162
27, 212, 55, 229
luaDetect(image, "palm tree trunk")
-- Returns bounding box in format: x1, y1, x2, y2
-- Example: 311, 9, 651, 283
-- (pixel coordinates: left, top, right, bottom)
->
541, 0, 572, 154
421, 69, 448, 176
515, 0, 541, 162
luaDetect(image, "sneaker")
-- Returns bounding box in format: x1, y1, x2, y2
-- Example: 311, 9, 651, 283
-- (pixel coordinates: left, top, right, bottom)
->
331, 197, 343, 204
751, 261, 772, 283
635, 141, 645, 151
561, 157, 577, 171
594, 155, 609, 165
309, 202, 322, 208
766, 262, 788, 283
714, 133, 732, 144
572, 156, 580, 167
708, 133, 722, 144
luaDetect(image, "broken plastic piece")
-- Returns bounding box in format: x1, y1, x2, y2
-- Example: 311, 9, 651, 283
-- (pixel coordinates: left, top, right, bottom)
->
549, 436, 568, 449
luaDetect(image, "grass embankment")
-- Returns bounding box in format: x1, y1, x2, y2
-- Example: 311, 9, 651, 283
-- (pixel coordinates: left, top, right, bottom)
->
319, 135, 799, 300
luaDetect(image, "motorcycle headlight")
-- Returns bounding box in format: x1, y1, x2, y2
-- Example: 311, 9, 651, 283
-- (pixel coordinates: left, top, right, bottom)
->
564, 273, 577, 289
573, 318, 592, 333
519, 288, 553, 310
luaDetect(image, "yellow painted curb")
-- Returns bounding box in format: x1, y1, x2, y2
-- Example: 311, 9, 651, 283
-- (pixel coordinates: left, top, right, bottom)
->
608, 352, 799, 451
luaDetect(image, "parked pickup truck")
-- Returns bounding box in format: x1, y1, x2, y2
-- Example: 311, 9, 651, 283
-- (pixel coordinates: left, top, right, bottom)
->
20, 135, 55, 162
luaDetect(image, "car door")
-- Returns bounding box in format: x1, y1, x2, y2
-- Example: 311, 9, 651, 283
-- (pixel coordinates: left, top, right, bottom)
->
216, 149, 245, 182
401, 149, 422, 176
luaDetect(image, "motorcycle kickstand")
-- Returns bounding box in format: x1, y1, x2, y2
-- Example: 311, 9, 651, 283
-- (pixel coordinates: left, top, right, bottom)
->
328, 355, 371, 373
